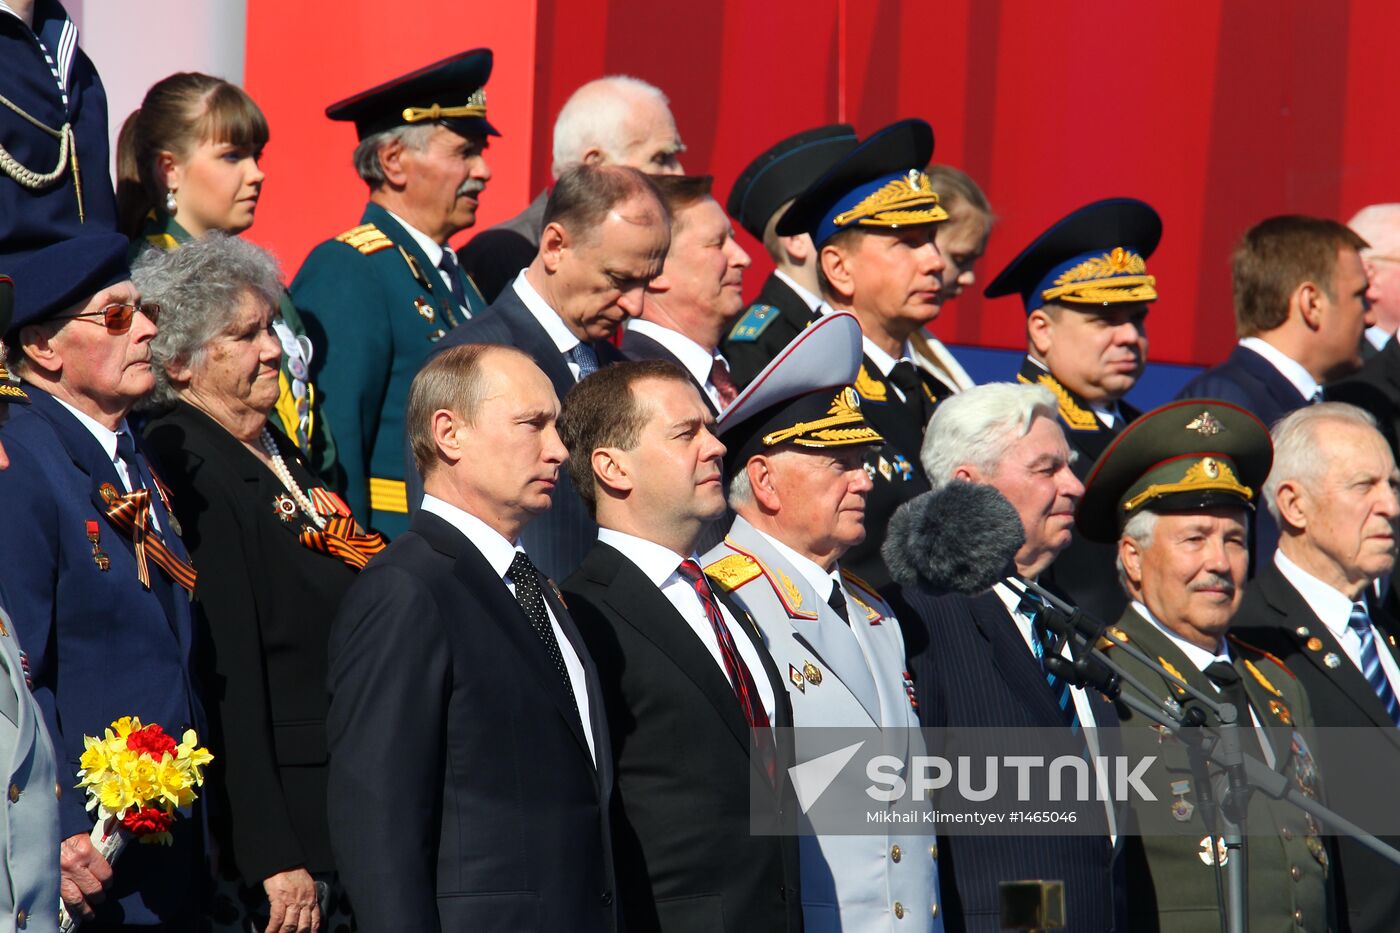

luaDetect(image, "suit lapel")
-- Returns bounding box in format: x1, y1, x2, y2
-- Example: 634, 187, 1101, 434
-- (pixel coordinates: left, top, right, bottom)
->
972, 592, 1070, 726
365, 203, 459, 326
494, 292, 578, 401
542, 581, 613, 792
1233, 345, 1309, 411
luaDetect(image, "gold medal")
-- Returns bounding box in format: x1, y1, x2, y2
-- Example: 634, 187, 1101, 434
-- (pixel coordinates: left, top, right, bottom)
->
803, 661, 823, 686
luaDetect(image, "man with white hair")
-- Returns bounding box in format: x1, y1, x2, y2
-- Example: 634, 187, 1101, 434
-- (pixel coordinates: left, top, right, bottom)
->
1330, 205, 1400, 454
459, 74, 685, 303
886, 382, 1122, 933
1234, 402, 1400, 933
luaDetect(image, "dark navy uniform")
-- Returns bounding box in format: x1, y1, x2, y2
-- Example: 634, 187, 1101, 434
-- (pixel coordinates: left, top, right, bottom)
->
724, 272, 821, 389
0, 0, 118, 259
291, 49, 495, 538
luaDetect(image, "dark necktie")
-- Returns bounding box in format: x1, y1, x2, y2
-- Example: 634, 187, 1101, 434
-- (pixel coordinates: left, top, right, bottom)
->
888, 359, 930, 427
1349, 602, 1400, 726
709, 357, 739, 408
1203, 659, 1252, 727
114, 429, 149, 493
508, 551, 577, 711
1020, 591, 1080, 731
568, 342, 600, 380
677, 559, 777, 782
827, 579, 852, 626
436, 249, 469, 312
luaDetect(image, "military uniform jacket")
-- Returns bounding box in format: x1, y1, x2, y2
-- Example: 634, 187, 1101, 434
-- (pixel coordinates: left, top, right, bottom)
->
1018, 357, 1140, 624
1104, 607, 1332, 933
291, 202, 485, 538
0, 599, 60, 933
704, 517, 942, 933
723, 273, 821, 389
0, 0, 118, 259
0, 388, 203, 926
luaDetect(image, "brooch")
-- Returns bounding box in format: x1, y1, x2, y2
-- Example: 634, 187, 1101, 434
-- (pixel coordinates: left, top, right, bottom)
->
272, 493, 299, 524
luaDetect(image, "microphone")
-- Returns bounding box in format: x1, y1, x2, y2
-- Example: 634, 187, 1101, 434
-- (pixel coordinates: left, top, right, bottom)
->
882, 481, 1024, 594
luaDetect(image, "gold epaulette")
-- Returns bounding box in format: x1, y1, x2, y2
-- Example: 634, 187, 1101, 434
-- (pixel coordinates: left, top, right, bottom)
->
1227, 634, 1297, 680
1098, 625, 1130, 650
715, 541, 818, 619
144, 232, 181, 251
335, 223, 394, 255
854, 364, 887, 403
1242, 659, 1283, 698
705, 553, 761, 592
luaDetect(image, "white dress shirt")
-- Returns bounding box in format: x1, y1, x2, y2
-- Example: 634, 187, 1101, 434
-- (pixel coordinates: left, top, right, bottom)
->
624, 318, 730, 410
384, 208, 461, 302
1238, 336, 1321, 403
763, 531, 842, 604
511, 270, 587, 379
420, 494, 597, 764
861, 336, 920, 403
597, 527, 776, 726
56, 400, 162, 530
774, 269, 829, 316
1365, 325, 1392, 354
1275, 549, 1400, 694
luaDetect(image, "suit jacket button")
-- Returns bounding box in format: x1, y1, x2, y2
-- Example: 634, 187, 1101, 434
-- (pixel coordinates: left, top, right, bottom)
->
778, 884, 787, 901
1294, 909, 1304, 925
8, 782, 18, 803
890, 844, 902, 862
1290, 864, 1302, 881
931, 902, 939, 918
893, 901, 905, 919
600, 891, 612, 906
1281, 827, 1293, 841
929, 843, 938, 859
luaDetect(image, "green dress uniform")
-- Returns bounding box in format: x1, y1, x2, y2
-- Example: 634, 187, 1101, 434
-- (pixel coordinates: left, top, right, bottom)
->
291, 202, 484, 537
1105, 611, 1333, 932
131, 209, 339, 479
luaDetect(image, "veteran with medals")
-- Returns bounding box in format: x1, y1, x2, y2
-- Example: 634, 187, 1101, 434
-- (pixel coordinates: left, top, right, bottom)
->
774, 119, 953, 587
1078, 399, 1333, 932
985, 198, 1161, 624
136, 236, 383, 933
703, 312, 943, 932
0, 234, 204, 927
291, 49, 493, 538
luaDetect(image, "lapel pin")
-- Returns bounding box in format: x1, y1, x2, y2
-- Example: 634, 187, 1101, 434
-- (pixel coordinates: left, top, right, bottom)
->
789, 664, 806, 693
1324, 652, 1342, 669
1294, 626, 1310, 637
1305, 637, 1323, 652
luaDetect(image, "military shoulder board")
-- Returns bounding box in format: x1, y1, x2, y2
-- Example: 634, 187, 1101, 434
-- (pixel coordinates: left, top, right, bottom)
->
727, 304, 779, 342
335, 223, 394, 255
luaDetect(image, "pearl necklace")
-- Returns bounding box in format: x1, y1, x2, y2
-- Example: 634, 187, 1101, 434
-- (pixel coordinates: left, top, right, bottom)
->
259, 427, 326, 530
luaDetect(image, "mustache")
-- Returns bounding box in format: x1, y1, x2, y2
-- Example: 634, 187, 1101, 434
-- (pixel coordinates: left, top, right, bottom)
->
1189, 574, 1236, 597
456, 181, 486, 198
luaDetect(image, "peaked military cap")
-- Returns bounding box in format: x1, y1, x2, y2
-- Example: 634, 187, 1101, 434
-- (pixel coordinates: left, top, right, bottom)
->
985, 198, 1162, 313
327, 48, 499, 141
5, 232, 131, 336
1076, 399, 1272, 543
718, 311, 883, 471
775, 118, 947, 247
727, 124, 859, 242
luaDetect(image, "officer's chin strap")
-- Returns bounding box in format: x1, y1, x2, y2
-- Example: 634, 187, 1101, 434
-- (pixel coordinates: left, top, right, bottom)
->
1003, 576, 1400, 933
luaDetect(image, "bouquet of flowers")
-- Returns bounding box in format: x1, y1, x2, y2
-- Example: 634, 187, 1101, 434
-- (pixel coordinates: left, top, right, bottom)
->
58, 716, 212, 932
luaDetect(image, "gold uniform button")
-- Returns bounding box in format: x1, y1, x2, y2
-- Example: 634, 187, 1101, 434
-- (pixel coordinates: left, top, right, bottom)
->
894, 902, 905, 919
1290, 865, 1302, 881
7, 783, 18, 803
931, 903, 939, 918
1294, 909, 1304, 925
929, 843, 938, 859
15, 907, 25, 926
890, 844, 902, 862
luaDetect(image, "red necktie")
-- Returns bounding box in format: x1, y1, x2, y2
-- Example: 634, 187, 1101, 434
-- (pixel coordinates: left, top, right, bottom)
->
709, 358, 739, 408
677, 559, 777, 783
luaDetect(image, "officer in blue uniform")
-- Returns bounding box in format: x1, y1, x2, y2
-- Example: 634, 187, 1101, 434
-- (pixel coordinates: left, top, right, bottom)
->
0, 0, 118, 259
0, 234, 204, 927
292, 49, 494, 537
984, 198, 1162, 624
721, 124, 858, 388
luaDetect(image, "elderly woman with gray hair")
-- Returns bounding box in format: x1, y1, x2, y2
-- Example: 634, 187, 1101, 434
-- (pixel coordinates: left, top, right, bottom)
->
134, 234, 381, 933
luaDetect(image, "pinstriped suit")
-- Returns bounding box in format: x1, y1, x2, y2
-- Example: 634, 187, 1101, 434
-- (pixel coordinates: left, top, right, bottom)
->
890, 587, 1122, 933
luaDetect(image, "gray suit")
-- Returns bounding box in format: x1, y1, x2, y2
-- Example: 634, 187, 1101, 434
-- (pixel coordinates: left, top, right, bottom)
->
704, 517, 942, 932
0, 601, 60, 933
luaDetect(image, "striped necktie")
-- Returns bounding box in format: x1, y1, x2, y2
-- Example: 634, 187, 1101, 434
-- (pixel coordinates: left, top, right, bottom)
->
1020, 592, 1080, 731
1349, 602, 1400, 726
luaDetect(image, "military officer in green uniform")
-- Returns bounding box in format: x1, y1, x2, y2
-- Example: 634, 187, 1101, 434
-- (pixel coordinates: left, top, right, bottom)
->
1078, 398, 1334, 932
985, 198, 1162, 624
721, 123, 857, 388
291, 49, 493, 537
771, 118, 950, 587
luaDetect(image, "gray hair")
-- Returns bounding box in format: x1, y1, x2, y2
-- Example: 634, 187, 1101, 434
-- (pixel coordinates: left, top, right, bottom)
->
727, 465, 754, 508
921, 382, 1060, 486
352, 123, 437, 187
551, 75, 671, 179
1348, 203, 1400, 257
1115, 508, 1159, 591
1264, 402, 1380, 524
132, 233, 284, 409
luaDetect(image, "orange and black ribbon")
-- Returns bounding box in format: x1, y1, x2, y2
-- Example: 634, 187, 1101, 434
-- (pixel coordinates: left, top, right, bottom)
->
99, 484, 197, 593
296, 487, 385, 571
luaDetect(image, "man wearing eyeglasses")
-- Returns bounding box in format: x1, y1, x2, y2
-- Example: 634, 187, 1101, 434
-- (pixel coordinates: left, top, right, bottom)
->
0, 232, 206, 928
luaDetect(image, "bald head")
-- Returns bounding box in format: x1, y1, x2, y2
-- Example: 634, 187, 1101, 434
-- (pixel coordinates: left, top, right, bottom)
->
551, 76, 685, 178
1349, 204, 1400, 335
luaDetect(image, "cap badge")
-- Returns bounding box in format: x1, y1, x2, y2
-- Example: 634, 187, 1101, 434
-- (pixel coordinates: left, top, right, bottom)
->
1122, 457, 1254, 513
1186, 411, 1224, 436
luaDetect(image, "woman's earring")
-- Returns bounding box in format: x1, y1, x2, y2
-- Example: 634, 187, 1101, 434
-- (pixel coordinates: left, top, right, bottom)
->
165, 190, 178, 214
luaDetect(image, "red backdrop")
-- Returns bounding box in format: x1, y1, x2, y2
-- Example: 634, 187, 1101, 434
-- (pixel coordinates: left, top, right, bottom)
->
245, 0, 1400, 367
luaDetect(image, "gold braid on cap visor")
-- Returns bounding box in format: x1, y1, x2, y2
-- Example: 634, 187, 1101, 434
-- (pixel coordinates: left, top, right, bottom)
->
832, 170, 949, 228
762, 388, 885, 448
1040, 246, 1158, 305
1120, 456, 1253, 514
402, 89, 487, 124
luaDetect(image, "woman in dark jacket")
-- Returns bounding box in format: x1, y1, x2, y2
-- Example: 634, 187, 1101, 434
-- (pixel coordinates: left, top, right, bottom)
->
135, 235, 382, 933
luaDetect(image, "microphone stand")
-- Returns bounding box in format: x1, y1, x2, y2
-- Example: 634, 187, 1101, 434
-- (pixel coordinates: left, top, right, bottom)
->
1001, 577, 1400, 933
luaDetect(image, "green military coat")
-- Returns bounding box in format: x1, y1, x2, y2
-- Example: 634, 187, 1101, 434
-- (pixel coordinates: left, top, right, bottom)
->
290, 203, 484, 538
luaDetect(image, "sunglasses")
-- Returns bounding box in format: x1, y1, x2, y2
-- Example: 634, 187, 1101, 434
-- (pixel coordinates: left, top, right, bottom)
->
56, 301, 161, 334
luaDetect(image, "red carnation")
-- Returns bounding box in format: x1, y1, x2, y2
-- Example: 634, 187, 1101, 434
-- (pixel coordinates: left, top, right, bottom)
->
120, 806, 174, 837
125, 724, 177, 758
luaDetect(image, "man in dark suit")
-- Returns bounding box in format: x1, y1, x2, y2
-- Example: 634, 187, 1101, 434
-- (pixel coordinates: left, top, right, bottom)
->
421, 163, 670, 581
888, 382, 1122, 933
1176, 216, 1377, 564
1232, 402, 1400, 933
983, 198, 1162, 624
326, 343, 618, 933
0, 234, 204, 928
622, 174, 751, 415
558, 360, 802, 932
458, 75, 685, 303
720, 124, 857, 387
